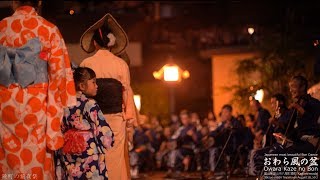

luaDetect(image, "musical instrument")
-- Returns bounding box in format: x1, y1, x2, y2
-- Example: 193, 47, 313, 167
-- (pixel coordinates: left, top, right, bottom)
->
201, 136, 215, 150
273, 96, 307, 147
262, 100, 280, 147
167, 140, 177, 150
273, 132, 293, 146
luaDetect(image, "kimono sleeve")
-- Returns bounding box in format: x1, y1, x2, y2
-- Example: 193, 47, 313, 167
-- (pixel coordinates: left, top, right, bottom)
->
86, 99, 114, 150
46, 26, 76, 150
121, 61, 137, 125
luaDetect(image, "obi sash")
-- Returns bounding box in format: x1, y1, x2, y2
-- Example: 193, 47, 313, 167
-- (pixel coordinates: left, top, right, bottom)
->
94, 78, 123, 114
0, 38, 48, 88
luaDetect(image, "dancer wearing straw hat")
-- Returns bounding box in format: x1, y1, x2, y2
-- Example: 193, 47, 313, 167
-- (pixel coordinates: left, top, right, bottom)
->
80, 13, 137, 180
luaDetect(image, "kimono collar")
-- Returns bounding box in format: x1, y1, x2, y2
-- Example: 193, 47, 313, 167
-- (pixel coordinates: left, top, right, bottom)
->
76, 91, 83, 97
13, 6, 38, 16
96, 49, 112, 57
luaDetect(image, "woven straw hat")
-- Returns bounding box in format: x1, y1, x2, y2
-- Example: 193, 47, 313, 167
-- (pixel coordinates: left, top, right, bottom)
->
117, 51, 130, 66
80, 13, 128, 55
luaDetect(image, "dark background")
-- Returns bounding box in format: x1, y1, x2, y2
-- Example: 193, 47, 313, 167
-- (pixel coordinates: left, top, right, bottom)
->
1, 0, 320, 118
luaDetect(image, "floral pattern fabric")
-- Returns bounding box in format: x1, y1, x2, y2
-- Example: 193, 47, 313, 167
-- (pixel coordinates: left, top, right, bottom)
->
0, 6, 76, 179
80, 50, 137, 123
58, 92, 114, 179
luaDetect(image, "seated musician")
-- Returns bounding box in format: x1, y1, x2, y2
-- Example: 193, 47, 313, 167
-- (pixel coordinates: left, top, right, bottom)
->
252, 76, 320, 177
207, 105, 243, 176
275, 75, 320, 153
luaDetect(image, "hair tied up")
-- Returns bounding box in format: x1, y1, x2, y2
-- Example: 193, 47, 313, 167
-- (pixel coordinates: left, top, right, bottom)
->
107, 33, 116, 47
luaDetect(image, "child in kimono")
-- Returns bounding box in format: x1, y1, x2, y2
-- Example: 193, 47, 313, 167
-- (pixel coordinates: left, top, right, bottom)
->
57, 67, 114, 179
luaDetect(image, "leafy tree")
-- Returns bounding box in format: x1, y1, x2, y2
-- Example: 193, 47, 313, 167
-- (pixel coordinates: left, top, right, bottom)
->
229, 24, 318, 113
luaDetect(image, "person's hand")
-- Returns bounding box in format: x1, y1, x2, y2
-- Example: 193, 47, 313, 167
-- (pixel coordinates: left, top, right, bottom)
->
126, 118, 134, 128
273, 132, 291, 145
224, 121, 231, 129
289, 102, 305, 115
253, 130, 264, 142
135, 145, 146, 153
182, 156, 191, 171
187, 129, 194, 136
273, 132, 284, 142
255, 130, 263, 136
269, 117, 276, 124
145, 130, 151, 136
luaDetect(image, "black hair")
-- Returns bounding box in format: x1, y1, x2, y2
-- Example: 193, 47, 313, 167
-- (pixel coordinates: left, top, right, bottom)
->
237, 114, 245, 126
73, 67, 96, 91
17, 0, 39, 7
180, 111, 190, 118
222, 104, 233, 112
92, 22, 112, 48
237, 114, 245, 120
271, 93, 287, 107
179, 109, 189, 115
291, 75, 308, 92
247, 113, 255, 122
252, 99, 260, 105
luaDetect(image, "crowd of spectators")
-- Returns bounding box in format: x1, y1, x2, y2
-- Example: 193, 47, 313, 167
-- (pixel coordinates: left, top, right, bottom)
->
129, 106, 257, 178
129, 76, 320, 179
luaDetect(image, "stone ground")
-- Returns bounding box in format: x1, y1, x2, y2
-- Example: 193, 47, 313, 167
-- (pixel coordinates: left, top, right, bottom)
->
132, 171, 259, 180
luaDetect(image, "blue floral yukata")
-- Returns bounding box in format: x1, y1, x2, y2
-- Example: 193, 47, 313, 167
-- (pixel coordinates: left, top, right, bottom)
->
56, 92, 114, 180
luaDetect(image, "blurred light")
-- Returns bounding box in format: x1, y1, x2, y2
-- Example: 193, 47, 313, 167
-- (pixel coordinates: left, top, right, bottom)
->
153, 62, 189, 82
248, 27, 255, 35
254, 89, 264, 103
134, 95, 141, 112
153, 71, 161, 80
182, 70, 190, 79
69, 9, 75, 15
314, 40, 319, 47
163, 65, 179, 82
